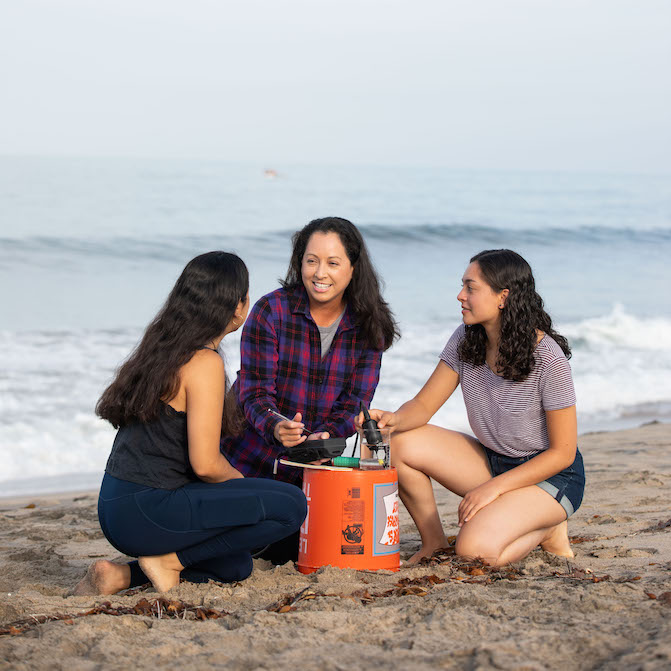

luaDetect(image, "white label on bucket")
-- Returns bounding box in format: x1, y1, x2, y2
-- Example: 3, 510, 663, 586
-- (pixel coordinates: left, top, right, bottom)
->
379, 490, 399, 547
299, 481, 311, 554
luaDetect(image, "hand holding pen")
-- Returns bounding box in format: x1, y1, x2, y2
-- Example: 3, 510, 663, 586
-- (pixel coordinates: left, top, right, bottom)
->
268, 409, 329, 447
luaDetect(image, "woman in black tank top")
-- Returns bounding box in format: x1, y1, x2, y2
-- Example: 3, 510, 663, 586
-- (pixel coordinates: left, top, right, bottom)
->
72, 252, 307, 595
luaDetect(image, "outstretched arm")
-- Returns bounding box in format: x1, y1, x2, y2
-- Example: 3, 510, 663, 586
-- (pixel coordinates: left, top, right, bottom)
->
365, 361, 460, 433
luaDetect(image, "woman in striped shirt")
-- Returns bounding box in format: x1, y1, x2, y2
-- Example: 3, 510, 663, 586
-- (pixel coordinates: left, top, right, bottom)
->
367, 249, 584, 566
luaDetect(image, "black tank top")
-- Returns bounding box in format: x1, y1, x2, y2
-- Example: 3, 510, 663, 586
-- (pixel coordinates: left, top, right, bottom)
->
105, 403, 196, 490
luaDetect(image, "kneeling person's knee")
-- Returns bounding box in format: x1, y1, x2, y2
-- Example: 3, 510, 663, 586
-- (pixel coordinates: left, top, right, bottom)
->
275, 484, 307, 531
455, 534, 501, 565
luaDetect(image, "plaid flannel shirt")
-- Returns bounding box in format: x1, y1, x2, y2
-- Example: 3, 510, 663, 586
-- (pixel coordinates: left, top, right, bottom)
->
220, 285, 382, 486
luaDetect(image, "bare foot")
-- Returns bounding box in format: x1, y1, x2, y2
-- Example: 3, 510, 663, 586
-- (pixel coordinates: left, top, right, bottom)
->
403, 544, 445, 566
70, 560, 131, 596
540, 520, 575, 558
138, 553, 184, 592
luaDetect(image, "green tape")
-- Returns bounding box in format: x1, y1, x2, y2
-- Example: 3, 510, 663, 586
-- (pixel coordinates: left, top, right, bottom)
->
332, 457, 360, 467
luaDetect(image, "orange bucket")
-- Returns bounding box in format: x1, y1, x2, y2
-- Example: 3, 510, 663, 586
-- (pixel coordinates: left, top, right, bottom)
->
297, 467, 400, 574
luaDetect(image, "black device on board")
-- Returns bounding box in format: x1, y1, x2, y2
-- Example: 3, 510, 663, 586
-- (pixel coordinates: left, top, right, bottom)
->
283, 437, 347, 463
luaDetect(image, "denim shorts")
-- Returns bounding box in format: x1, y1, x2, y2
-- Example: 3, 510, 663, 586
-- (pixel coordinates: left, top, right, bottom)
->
482, 446, 585, 518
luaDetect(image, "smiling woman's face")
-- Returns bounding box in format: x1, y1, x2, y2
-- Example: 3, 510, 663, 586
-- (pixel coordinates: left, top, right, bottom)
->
301, 231, 354, 309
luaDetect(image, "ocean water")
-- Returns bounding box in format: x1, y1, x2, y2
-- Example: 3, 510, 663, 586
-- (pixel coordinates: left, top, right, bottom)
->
1, 156, 670, 496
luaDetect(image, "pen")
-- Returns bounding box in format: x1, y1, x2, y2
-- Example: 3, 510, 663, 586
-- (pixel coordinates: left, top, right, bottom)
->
267, 409, 312, 435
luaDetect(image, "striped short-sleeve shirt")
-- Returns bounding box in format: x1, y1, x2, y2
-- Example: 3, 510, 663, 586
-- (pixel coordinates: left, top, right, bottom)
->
440, 324, 576, 457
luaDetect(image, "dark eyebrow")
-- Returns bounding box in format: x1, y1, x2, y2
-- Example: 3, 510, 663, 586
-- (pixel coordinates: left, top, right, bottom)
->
305, 253, 343, 260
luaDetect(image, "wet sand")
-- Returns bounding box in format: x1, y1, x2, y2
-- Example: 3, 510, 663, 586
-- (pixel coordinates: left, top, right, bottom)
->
1, 422, 670, 670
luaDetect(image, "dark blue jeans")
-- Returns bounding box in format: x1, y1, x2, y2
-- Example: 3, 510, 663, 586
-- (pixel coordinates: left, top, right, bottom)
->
98, 473, 307, 586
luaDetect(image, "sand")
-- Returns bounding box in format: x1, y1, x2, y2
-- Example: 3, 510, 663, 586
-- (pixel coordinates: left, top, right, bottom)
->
1, 422, 670, 670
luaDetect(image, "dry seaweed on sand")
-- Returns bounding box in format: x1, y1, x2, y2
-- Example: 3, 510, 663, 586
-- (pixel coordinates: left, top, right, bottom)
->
408, 547, 650, 588
654, 592, 671, 605
266, 586, 320, 613
266, 566, 520, 614
414, 547, 525, 583
265, 575, 450, 611
640, 518, 671, 533
0, 597, 229, 637
569, 534, 599, 544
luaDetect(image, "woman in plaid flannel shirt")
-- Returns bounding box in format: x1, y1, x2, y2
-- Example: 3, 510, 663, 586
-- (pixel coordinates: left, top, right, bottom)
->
221, 217, 399, 562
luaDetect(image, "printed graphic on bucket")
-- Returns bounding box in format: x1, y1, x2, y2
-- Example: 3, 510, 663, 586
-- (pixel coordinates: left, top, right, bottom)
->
373, 482, 399, 555
341, 498, 365, 555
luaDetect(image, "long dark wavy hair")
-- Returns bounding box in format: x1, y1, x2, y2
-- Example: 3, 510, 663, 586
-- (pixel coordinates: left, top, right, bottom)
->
96, 251, 249, 432
281, 217, 399, 351
459, 249, 570, 381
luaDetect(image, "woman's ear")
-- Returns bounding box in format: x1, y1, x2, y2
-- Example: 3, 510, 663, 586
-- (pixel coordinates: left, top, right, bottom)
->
234, 294, 249, 320
499, 288, 509, 309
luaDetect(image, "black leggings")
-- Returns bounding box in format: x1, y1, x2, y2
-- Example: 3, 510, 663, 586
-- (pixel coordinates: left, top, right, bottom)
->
98, 473, 307, 586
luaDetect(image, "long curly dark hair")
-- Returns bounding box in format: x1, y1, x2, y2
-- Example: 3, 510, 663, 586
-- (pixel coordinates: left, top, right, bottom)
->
281, 217, 399, 351
459, 249, 570, 381
96, 251, 249, 432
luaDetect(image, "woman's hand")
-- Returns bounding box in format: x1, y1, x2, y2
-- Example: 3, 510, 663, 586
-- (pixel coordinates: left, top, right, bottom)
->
274, 412, 309, 447
355, 409, 398, 432
458, 479, 502, 526
305, 431, 330, 464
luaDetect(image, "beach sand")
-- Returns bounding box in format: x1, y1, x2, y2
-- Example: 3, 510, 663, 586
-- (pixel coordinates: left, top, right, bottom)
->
1, 422, 670, 670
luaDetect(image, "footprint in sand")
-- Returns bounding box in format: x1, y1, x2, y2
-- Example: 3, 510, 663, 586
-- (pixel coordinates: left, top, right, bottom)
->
637, 496, 663, 505
585, 514, 636, 525
590, 546, 658, 558
585, 514, 617, 525
621, 471, 666, 487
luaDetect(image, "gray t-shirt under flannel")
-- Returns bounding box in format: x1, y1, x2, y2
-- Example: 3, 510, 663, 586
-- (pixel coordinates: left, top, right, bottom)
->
317, 310, 345, 358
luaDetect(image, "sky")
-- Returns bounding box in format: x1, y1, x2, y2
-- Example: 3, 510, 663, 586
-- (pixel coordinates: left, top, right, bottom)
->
1, 0, 670, 172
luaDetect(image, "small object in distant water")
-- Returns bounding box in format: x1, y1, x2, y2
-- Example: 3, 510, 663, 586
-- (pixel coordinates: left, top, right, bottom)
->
264, 169, 278, 179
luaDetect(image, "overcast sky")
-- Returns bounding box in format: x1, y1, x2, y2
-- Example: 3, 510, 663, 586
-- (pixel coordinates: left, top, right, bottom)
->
1, 0, 669, 172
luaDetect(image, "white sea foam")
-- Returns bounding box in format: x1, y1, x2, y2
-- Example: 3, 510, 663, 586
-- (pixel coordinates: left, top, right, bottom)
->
561, 306, 671, 425
1, 307, 669, 495
563, 304, 671, 352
